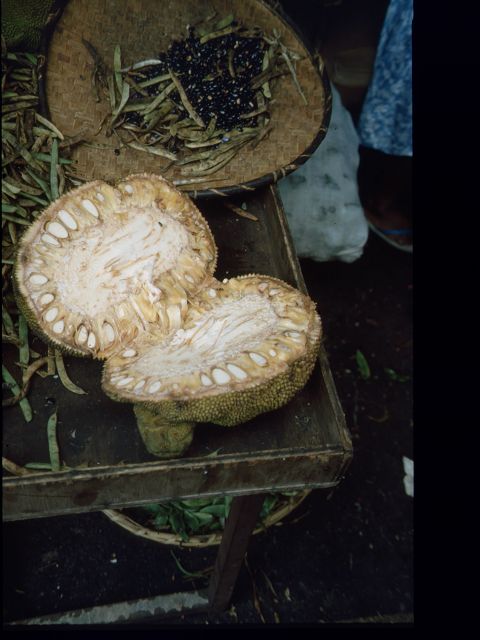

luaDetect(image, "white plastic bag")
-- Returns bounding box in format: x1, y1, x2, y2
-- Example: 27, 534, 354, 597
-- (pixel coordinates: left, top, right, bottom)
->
277, 84, 368, 263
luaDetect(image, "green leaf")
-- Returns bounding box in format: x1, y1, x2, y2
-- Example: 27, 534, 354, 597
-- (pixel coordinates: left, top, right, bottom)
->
141, 503, 164, 515
384, 367, 410, 383
110, 82, 130, 124
178, 498, 212, 509
356, 350, 371, 380
260, 495, 279, 520
113, 44, 123, 96
183, 510, 202, 532
192, 511, 214, 527
169, 511, 189, 542
199, 504, 227, 517
18, 314, 29, 366
215, 14, 235, 30
2, 304, 15, 334
50, 138, 59, 201
153, 513, 169, 528
224, 495, 233, 514
169, 551, 205, 579
24, 53, 38, 65
1, 203, 17, 213
2, 364, 32, 422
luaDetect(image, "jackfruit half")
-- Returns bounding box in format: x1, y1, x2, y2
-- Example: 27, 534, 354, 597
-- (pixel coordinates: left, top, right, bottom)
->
14, 173, 217, 359
102, 275, 321, 457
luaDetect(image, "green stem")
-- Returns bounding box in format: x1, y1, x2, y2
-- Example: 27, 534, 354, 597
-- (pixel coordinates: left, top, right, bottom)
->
133, 405, 195, 458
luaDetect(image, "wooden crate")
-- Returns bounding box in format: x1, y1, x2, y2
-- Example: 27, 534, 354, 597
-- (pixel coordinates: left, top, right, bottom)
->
2, 185, 352, 522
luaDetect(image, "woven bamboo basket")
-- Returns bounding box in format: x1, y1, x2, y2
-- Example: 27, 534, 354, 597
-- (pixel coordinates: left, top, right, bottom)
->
40, 0, 331, 198
102, 491, 310, 548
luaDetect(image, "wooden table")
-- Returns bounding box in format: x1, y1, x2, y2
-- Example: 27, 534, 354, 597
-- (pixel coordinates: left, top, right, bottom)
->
2, 185, 352, 624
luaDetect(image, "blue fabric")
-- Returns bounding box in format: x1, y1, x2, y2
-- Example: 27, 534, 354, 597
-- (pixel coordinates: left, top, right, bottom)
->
357, 0, 413, 156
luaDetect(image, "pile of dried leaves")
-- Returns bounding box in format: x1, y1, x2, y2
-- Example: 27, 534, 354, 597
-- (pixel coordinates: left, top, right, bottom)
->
2, 39, 86, 423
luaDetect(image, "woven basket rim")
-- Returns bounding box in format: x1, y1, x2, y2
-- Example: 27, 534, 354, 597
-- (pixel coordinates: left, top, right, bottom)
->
102, 490, 310, 548
38, 0, 331, 199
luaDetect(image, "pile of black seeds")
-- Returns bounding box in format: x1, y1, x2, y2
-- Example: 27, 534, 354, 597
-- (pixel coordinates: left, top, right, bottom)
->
125, 24, 266, 131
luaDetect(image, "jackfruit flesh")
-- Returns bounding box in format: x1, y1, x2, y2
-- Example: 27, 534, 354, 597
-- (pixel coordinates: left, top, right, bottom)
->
14, 173, 217, 358
102, 275, 321, 426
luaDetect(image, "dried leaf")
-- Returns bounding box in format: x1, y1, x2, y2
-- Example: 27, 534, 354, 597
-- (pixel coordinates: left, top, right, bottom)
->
127, 140, 176, 160
24, 462, 53, 470
110, 82, 130, 126
34, 113, 64, 140
54, 350, 87, 395
50, 138, 59, 200
47, 410, 61, 471
224, 201, 258, 221
22, 356, 51, 386
113, 44, 123, 96
2, 457, 30, 476
169, 70, 205, 128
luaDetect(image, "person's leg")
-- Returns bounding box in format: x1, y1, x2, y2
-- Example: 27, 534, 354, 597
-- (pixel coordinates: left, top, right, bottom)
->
357, 146, 412, 250
354, 0, 412, 251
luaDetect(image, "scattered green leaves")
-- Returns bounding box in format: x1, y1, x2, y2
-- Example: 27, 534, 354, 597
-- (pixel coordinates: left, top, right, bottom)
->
140, 496, 230, 541
2, 44, 85, 421
139, 492, 295, 541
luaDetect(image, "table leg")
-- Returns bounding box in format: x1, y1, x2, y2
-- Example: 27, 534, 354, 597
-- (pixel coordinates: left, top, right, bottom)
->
207, 493, 266, 614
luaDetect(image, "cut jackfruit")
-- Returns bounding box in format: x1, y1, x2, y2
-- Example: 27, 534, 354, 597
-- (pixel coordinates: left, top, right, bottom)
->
102, 275, 321, 456
14, 173, 321, 458
14, 173, 217, 359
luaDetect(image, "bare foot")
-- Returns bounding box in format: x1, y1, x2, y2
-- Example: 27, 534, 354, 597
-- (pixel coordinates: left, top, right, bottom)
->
363, 198, 412, 252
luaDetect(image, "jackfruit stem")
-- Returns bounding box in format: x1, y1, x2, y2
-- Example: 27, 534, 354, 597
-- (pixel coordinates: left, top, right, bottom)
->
133, 405, 195, 458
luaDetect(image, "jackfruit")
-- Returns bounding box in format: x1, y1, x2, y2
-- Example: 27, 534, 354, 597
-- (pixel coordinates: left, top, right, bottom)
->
14, 173, 321, 458
2, 0, 55, 51
14, 173, 217, 359
102, 275, 321, 456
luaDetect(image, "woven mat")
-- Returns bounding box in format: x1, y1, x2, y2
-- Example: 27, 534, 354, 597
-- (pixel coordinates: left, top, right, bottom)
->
45, 0, 329, 194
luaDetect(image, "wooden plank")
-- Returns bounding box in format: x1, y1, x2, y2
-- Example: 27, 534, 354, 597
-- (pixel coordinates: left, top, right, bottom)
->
1, 346, 348, 465
207, 493, 266, 613
2, 448, 348, 521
